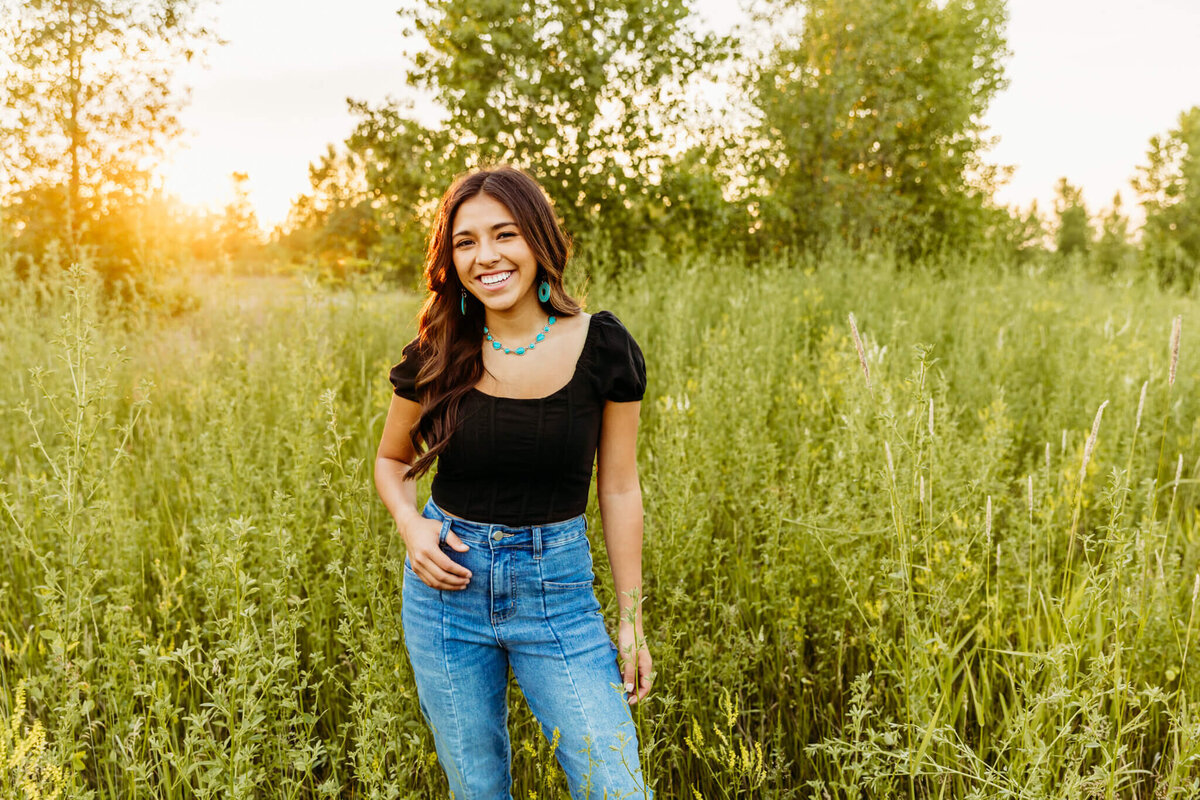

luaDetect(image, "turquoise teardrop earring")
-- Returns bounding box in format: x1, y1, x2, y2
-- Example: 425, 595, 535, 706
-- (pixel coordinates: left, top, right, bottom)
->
485, 315, 556, 355
460, 288, 467, 315
537, 280, 551, 303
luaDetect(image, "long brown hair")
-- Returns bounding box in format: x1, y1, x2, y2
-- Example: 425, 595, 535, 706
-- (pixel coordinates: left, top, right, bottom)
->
406, 165, 582, 478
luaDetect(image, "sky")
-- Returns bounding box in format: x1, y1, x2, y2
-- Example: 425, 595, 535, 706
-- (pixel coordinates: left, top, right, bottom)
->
157, 0, 1200, 229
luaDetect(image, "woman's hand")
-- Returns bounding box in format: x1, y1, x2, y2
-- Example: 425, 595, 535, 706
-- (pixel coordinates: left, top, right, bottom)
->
402, 516, 473, 590
617, 621, 653, 705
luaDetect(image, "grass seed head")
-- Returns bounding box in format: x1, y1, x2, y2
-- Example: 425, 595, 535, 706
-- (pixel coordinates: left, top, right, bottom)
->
848, 312, 871, 389
1136, 380, 1148, 430
1079, 400, 1109, 484
985, 496, 993, 545
1170, 315, 1182, 387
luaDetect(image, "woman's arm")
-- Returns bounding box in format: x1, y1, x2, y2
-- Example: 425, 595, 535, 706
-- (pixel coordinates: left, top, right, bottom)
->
375, 395, 472, 590
596, 398, 653, 704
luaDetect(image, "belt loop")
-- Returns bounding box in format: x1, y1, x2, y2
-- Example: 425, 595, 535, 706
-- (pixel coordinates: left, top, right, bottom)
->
533, 526, 542, 561
439, 518, 452, 545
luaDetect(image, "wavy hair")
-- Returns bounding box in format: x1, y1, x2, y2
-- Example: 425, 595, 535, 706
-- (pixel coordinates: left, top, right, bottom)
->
406, 165, 582, 478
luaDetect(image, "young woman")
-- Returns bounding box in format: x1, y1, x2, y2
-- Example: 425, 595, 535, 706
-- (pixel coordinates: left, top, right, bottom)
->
374, 165, 655, 799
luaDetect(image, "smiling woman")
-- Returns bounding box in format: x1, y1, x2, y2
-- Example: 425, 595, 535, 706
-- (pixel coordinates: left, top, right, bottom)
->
373, 165, 655, 799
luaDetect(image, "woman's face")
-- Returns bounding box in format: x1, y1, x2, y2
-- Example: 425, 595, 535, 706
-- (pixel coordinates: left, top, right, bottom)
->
451, 192, 539, 317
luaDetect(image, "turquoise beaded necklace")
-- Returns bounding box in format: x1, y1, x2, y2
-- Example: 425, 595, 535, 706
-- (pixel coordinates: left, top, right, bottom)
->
484, 315, 556, 355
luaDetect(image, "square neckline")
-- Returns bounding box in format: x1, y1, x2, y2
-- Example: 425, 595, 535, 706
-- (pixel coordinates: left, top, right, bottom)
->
470, 312, 597, 402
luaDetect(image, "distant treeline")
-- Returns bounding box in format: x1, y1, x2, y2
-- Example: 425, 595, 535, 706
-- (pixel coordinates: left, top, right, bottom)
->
2, 0, 1198, 295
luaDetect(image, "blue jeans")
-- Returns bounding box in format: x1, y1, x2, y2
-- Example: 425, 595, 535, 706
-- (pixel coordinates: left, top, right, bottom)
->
402, 497, 653, 800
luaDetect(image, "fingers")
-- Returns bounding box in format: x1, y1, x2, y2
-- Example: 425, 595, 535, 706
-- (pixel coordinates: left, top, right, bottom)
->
634, 652, 654, 704
432, 548, 472, 581
404, 519, 472, 590
621, 648, 653, 705
411, 548, 473, 590
629, 651, 653, 705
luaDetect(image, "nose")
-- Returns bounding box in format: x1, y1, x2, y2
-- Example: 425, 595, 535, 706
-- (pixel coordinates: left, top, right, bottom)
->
476, 238, 501, 265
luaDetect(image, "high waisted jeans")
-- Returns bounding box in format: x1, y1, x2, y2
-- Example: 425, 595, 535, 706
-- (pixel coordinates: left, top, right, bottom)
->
401, 497, 653, 800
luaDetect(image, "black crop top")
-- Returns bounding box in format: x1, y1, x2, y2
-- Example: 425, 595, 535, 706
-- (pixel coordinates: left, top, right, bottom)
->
388, 310, 647, 526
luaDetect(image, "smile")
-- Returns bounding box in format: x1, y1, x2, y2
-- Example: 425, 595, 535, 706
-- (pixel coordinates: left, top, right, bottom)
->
479, 271, 513, 289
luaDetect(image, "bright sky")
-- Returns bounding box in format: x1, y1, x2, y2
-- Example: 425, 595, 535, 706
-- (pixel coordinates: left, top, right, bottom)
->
158, 0, 1200, 229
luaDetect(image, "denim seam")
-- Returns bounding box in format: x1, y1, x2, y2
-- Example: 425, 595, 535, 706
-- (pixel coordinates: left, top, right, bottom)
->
543, 580, 596, 591
540, 532, 587, 549
489, 545, 510, 647
439, 582, 473, 800
542, 592, 617, 795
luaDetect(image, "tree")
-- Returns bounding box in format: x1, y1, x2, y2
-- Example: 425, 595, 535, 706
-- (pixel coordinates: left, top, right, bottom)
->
218, 172, 262, 265
280, 130, 429, 281
396, 0, 731, 252
1134, 105, 1200, 286
984, 199, 1048, 266
1053, 177, 1091, 258
747, 0, 1009, 255
1094, 192, 1134, 274
0, 0, 217, 270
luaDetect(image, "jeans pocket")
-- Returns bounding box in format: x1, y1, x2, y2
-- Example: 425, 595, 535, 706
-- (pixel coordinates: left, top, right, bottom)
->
543, 578, 596, 591
540, 534, 595, 591
403, 555, 438, 594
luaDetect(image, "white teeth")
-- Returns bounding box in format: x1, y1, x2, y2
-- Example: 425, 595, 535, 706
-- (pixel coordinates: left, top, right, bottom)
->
481, 272, 511, 286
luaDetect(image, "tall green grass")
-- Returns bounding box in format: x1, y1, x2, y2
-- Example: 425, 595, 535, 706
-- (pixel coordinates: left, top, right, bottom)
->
1, 248, 1198, 798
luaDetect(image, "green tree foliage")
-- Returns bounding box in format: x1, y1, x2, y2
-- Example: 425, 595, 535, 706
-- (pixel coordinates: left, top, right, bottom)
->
340, 102, 454, 278
280, 121, 443, 282
1094, 192, 1134, 275
984, 199, 1049, 266
748, 0, 1009, 255
0, 0, 216, 284
1053, 177, 1091, 258
284, 1, 733, 279
398, 0, 730, 248
1134, 105, 1200, 286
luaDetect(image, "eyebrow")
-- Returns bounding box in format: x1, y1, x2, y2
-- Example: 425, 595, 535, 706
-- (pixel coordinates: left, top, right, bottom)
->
453, 221, 517, 238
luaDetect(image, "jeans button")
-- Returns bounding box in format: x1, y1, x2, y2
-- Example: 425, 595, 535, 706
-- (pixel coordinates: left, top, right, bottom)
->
492, 531, 504, 541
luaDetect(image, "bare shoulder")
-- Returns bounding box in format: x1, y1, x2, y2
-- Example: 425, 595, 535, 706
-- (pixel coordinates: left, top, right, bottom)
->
570, 311, 592, 348
560, 310, 592, 344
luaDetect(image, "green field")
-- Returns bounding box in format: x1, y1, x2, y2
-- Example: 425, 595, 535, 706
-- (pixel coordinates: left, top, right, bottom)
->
2, 251, 1199, 799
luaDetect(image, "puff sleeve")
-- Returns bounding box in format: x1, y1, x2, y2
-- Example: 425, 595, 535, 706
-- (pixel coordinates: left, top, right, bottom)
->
388, 337, 424, 402
591, 311, 647, 402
